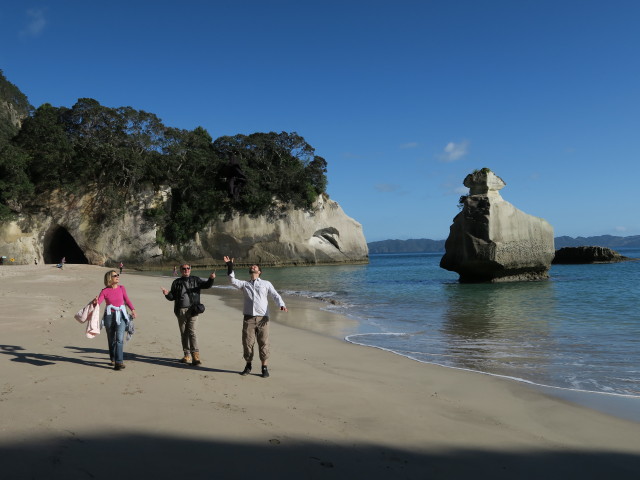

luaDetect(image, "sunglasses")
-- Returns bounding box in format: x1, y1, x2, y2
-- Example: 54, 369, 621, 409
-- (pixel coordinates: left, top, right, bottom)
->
112, 274, 120, 277
181, 267, 191, 271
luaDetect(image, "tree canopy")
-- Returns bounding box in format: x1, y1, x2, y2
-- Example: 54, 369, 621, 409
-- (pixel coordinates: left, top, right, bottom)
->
0, 92, 329, 242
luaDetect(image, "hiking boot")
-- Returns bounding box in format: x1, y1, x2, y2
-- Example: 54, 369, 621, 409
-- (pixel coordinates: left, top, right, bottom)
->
180, 354, 192, 364
114, 362, 125, 370
261, 366, 270, 378
192, 352, 202, 366
240, 363, 252, 376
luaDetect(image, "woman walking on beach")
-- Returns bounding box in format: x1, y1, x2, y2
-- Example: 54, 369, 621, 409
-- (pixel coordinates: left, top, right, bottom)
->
93, 270, 136, 370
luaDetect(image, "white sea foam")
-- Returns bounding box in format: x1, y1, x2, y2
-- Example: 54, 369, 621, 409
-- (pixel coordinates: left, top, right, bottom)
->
345, 332, 640, 400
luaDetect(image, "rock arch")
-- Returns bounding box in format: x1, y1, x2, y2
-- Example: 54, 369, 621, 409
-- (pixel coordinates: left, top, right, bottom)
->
43, 226, 88, 264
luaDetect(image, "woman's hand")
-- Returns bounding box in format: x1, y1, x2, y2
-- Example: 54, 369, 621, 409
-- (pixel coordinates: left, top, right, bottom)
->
131, 310, 137, 319
92, 296, 99, 306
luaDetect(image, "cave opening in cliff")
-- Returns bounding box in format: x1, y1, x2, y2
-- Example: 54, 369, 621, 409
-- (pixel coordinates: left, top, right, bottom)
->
43, 226, 89, 264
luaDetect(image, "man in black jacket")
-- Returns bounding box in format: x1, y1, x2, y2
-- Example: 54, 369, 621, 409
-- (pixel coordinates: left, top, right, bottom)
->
162, 264, 215, 365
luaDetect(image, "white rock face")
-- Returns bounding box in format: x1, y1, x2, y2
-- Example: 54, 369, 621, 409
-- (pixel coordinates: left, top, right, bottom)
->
0, 188, 165, 266
0, 191, 368, 267
440, 170, 555, 282
165, 194, 369, 265
1, 100, 25, 129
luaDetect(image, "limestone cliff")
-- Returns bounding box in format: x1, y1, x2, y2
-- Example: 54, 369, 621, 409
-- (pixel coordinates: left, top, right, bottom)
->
0, 190, 368, 267
440, 169, 554, 282
170, 194, 368, 265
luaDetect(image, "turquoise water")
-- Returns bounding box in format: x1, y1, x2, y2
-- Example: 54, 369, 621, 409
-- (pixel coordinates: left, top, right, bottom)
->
192, 251, 640, 398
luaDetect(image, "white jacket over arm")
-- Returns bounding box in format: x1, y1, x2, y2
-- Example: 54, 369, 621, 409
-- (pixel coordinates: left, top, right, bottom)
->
74, 302, 101, 338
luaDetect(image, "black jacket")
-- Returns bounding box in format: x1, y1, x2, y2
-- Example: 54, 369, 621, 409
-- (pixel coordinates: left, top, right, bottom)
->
165, 275, 214, 314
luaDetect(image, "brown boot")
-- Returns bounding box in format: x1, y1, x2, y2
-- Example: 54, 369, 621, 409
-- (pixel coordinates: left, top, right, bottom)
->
192, 352, 202, 366
180, 354, 192, 364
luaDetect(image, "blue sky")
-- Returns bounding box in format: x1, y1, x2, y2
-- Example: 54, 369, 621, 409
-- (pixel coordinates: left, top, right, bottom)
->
1, 1, 639, 242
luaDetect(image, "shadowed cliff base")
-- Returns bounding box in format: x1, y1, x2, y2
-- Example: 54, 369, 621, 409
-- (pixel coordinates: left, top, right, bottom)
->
2, 434, 639, 480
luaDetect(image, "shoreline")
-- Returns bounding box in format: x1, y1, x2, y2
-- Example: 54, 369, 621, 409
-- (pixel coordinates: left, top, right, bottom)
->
206, 277, 640, 422
2, 264, 639, 478
148, 270, 640, 422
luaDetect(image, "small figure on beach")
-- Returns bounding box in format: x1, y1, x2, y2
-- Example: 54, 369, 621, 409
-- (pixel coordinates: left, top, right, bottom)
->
57, 257, 66, 269
172, 265, 178, 276
161, 264, 215, 366
92, 270, 137, 370
224, 256, 288, 378
119, 262, 124, 274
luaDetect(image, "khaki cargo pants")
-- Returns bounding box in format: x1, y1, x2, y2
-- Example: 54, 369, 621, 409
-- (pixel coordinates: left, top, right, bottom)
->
242, 315, 270, 362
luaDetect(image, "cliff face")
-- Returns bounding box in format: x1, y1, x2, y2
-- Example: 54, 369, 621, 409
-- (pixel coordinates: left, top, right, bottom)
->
1, 99, 26, 130
0, 188, 167, 266
0, 190, 368, 267
440, 170, 554, 282
174, 194, 368, 265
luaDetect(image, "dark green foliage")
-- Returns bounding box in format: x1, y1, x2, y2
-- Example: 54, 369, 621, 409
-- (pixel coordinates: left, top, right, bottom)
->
1, 83, 329, 245
0, 143, 34, 220
14, 103, 74, 191
212, 131, 327, 218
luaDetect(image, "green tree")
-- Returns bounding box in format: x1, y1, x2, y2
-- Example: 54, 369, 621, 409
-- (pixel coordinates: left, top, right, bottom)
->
212, 131, 328, 218
0, 143, 34, 220
13, 103, 74, 191
163, 126, 227, 243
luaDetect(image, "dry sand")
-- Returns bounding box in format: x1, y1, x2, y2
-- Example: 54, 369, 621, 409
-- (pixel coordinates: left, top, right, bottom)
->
1, 264, 639, 479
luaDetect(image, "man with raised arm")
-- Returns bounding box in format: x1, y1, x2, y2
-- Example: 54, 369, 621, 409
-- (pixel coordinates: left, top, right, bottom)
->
161, 264, 215, 366
223, 256, 288, 378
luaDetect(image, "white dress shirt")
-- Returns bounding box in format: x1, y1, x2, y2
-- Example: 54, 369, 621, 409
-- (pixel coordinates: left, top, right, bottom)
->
229, 271, 286, 316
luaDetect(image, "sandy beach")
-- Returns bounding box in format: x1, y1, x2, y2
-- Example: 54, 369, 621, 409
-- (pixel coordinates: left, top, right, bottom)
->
1, 264, 639, 479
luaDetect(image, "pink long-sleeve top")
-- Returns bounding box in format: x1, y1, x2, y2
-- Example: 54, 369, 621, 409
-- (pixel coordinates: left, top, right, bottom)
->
97, 285, 135, 311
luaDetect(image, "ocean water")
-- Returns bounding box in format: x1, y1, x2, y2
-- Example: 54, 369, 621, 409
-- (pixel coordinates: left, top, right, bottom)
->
197, 250, 640, 398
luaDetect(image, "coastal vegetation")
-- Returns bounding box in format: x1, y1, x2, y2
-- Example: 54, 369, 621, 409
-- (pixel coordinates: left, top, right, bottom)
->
0, 71, 328, 244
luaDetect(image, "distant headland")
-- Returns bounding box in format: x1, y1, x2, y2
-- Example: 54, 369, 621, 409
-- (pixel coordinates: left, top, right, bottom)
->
368, 235, 640, 254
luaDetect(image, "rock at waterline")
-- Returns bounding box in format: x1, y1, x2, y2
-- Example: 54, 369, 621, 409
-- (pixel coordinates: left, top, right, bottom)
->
552, 246, 632, 264
440, 169, 555, 282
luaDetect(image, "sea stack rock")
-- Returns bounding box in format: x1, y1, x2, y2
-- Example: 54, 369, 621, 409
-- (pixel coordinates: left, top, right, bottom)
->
440, 169, 555, 282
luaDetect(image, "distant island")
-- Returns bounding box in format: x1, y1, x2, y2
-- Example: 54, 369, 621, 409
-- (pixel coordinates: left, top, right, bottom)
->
368, 235, 640, 254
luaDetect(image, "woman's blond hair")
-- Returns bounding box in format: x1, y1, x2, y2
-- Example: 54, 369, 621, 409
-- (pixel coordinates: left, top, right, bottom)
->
104, 270, 119, 287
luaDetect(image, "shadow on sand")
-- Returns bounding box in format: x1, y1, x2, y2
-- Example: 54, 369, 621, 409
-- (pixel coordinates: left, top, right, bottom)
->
0, 344, 238, 374
1, 432, 639, 479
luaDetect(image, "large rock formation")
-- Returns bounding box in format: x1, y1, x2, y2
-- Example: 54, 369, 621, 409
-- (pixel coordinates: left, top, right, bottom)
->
0, 190, 368, 267
172, 194, 368, 265
440, 169, 554, 282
